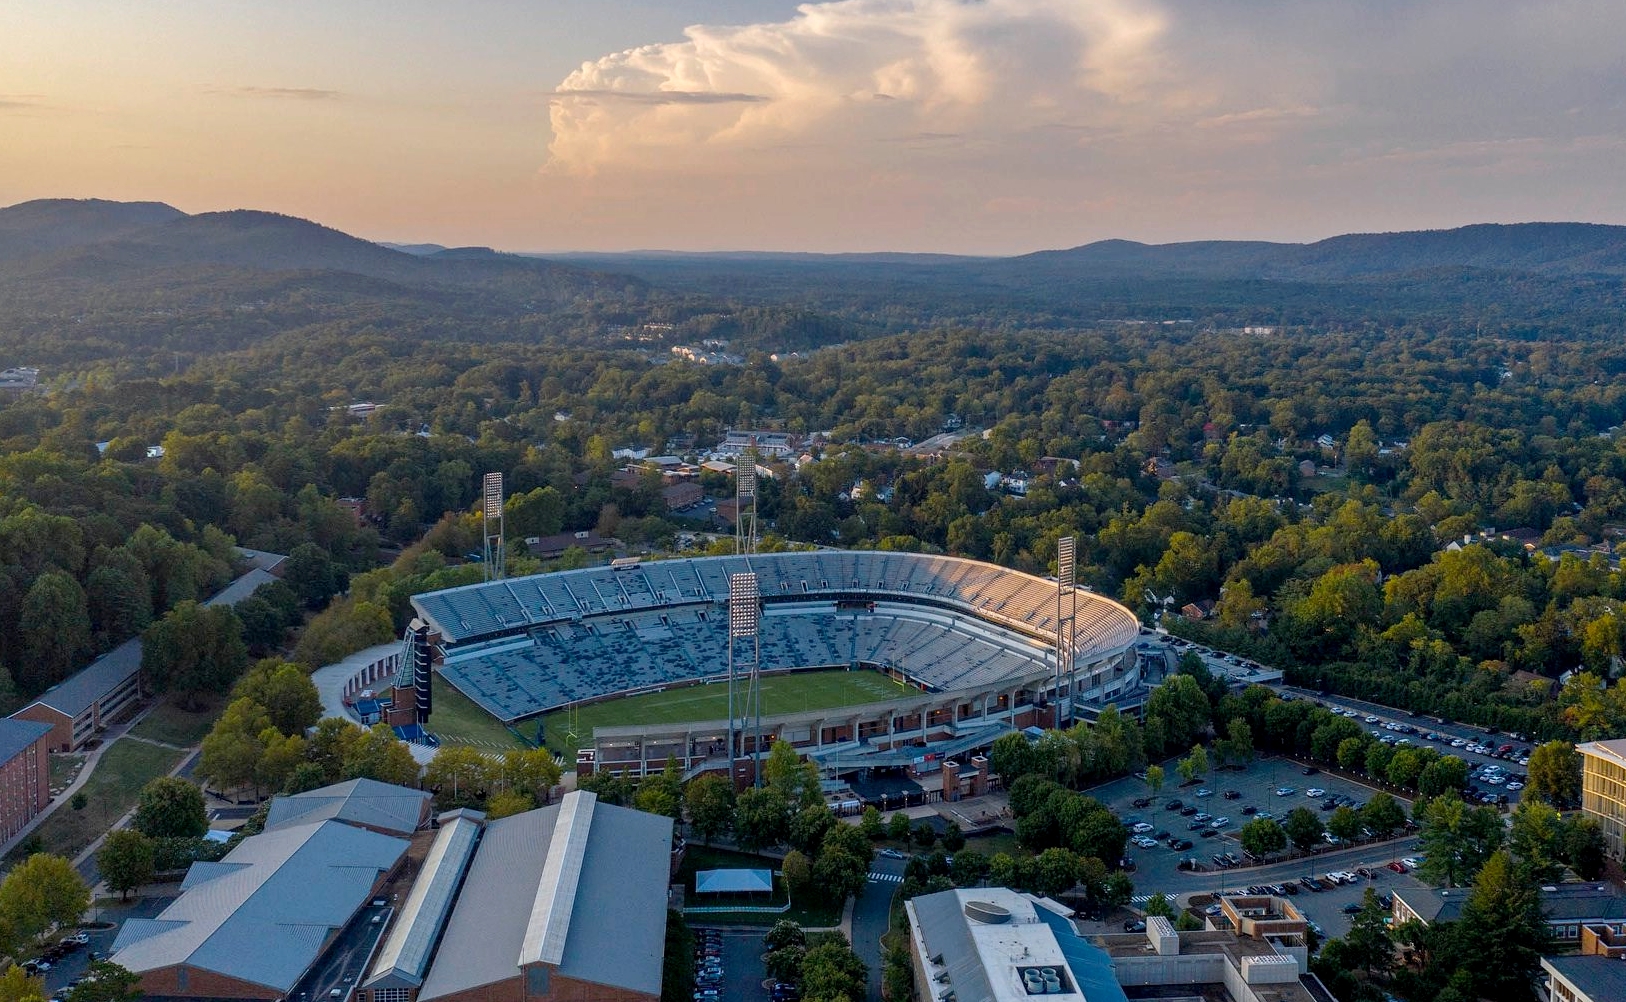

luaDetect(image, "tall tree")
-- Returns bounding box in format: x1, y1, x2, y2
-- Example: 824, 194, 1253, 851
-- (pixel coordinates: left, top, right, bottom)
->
686, 774, 736, 843
1453, 850, 1551, 1001
132, 777, 206, 839
97, 830, 156, 901
17, 571, 91, 693
342, 724, 422, 787
1525, 741, 1582, 807
141, 601, 249, 708
0, 854, 89, 943
232, 661, 322, 735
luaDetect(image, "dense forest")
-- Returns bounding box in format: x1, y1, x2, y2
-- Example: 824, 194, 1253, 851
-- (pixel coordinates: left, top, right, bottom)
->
4, 198, 1626, 746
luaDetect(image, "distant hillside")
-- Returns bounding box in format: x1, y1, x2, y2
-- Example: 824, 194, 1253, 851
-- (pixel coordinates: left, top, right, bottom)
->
999, 222, 1626, 280
0, 198, 186, 262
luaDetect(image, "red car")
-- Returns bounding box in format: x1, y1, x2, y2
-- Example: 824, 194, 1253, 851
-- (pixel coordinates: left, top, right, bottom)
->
1387, 861, 1408, 873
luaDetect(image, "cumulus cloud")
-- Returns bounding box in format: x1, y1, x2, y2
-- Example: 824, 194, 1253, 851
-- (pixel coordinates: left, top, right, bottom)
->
545, 0, 1184, 173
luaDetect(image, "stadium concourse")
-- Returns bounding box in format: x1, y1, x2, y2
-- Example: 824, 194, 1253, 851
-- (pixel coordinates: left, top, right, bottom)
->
409, 551, 1142, 782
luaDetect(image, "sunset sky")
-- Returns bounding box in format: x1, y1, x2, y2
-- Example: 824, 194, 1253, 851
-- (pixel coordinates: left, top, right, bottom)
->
3, 0, 1623, 254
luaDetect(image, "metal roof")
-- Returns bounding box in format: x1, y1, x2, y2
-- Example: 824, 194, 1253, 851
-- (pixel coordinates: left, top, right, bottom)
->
521, 790, 594, 967
417, 791, 672, 1001
0, 718, 51, 762
365, 813, 484, 989
695, 869, 772, 894
111, 819, 409, 993
265, 778, 430, 836
1543, 955, 1626, 1002
203, 568, 278, 608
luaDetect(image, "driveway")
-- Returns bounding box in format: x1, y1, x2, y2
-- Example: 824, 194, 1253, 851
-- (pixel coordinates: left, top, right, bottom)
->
693, 928, 769, 1002
852, 854, 907, 1000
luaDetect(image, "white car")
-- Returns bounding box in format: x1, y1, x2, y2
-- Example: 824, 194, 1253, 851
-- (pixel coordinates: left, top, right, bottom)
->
1196, 788, 1215, 798
1275, 787, 1297, 797
1305, 788, 1325, 798
1210, 817, 1230, 828
1132, 822, 1155, 834
1506, 781, 1524, 791
1517, 756, 1530, 766
1401, 857, 1421, 869
1450, 738, 1466, 748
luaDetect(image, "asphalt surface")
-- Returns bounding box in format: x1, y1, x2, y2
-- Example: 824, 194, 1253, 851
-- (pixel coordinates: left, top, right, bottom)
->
692, 927, 769, 1002
38, 896, 167, 997
287, 901, 392, 1002
853, 854, 908, 1000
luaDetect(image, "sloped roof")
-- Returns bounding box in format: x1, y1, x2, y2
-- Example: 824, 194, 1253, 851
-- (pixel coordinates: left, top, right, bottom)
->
418, 791, 672, 1001
0, 717, 51, 762
695, 869, 772, 894
25, 636, 143, 717
264, 778, 429, 836
365, 811, 484, 990
111, 820, 408, 993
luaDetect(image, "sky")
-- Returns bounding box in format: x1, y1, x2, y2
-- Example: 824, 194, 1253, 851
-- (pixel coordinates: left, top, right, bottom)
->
2, 0, 1624, 254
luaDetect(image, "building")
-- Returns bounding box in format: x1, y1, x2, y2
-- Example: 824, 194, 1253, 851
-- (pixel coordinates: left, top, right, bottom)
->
662, 481, 704, 511
715, 429, 797, 458
11, 638, 146, 752
1580, 738, 1626, 859
1393, 882, 1626, 941
264, 777, 431, 836
111, 817, 411, 999
906, 887, 1324, 1002
378, 790, 673, 1002
10, 565, 283, 751
0, 718, 52, 842
1541, 922, 1626, 1002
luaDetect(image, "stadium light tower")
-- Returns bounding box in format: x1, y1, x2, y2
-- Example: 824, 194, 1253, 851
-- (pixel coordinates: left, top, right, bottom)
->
1055, 535, 1079, 729
735, 462, 760, 556
482, 472, 505, 581
728, 572, 763, 786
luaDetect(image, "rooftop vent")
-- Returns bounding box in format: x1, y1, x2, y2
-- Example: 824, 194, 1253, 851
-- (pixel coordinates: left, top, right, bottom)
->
964, 901, 1012, 924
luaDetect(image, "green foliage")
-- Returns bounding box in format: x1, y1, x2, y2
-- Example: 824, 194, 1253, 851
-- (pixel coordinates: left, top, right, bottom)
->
1417, 792, 1505, 888
0, 854, 89, 943
1282, 807, 1325, 852
141, 601, 248, 708
685, 774, 736, 843
1239, 818, 1287, 858
97, 830, 156, 900
132, 777, 206, 839
660, 910, 695, 1002
1525, 740, 1582, 807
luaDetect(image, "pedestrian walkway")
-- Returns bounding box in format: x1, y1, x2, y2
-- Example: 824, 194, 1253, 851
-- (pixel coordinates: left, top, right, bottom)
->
867, 871, 903, 883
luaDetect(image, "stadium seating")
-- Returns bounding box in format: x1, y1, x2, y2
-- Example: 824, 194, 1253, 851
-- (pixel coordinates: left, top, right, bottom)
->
415, 551, 1139, 722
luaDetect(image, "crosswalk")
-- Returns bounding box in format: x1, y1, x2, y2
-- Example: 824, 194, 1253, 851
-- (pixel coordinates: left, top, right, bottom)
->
868, 872, 903, 883
1130, 894, 1154, 904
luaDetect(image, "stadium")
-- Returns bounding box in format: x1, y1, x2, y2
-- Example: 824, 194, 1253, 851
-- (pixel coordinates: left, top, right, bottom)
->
406, 550, 1142, 785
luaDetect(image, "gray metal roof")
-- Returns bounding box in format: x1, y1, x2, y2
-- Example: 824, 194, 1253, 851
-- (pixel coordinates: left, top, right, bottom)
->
417, 791, 672, 1001
1544, 955, 1626, 1002
0, 718, 51, 762
111, 819, 409, 993
265, 778, 430, 836
26, 636, 143, 718
909, 890, 995, 1002
365, 813, 483, 989
203, 568, 279, 608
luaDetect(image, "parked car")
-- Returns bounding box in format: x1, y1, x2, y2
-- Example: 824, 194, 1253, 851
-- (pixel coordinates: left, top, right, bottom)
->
1305, 788, 1325, 798
1301, 766, 1320, 776
1275, 787, 1296, 797
1123, 919, 1146, 932
1196, 789, 1214, 798
1164, 799, 1183, 810
1223, 790, 1242, 800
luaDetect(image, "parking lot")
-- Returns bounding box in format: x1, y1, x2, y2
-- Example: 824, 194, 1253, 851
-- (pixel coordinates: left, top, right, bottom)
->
1089, 754, 1427, 939
695, 927, 771, 1002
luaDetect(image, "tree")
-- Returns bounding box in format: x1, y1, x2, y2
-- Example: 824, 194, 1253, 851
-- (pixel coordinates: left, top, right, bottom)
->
342, 724, 421, 787
197, 698, 274, 794
859, 805, 884, 840
0, 854, 89, 942
1336, 736, 1368, 772
1239, 818, 1287, 858
1216, 718, 1254, 767
1144, 764, 1164, 795
1508, 799, 1567, 883
1454, 850, 1551, 1000
425, 745, 495, 809
1526, 741, 1582, 807
1360, 792, 1406, 837
232, 661, 322, 735
950, 849, 988, 886
1564, 816, 1608, 879
1326, 806, 1362, 844
801, 937, 868, 1002
64, 961, 143, 1002
18, 572, 91, 693
763, 740, 823, 809
500, 747, 562, 802
1177, 744, 1208, 784
1417, 792, 1505, 888
735, 786, 791, 851
765, 919, 808, 952
782, 849, 813, 896
661, 910, 695, 1002
484, 790, 534, 819
1144, 892, 1174, 917
97, 830, 156, 900
685, 774, 736, 843
1101, 870, 1135, 908
634, 762, 684, 818
141, 601, 249, 708
887, 812, 913, 841
0, 966, 44, 1002
282, 543, 347, 610
1343, 888, 1394, 978
1283, 807, 1324, 853
990, 730, 1037, 784
1031, 847, 1081, 896
308, 717, 364, 782
813, 848, 868, 903
133, 777, 206, 839
1143, 675, 1211, 755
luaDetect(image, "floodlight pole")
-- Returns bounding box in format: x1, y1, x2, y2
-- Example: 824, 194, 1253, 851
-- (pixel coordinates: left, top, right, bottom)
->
729, 572, 762, 787
1055, 536, 1077, 730
735, 463, 759, 556
482, 472, 505, 582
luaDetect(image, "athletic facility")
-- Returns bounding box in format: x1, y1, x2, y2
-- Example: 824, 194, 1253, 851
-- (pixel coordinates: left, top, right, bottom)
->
409, 550, 1141, 779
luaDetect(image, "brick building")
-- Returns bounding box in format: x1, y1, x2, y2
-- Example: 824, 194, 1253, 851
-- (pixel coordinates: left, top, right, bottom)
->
0, 718, 52, 843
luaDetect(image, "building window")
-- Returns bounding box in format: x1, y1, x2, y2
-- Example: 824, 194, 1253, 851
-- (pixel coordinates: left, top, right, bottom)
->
373, 989, 412, 1002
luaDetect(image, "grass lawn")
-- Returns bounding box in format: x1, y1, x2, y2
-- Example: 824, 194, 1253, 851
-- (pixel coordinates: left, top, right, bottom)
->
129, 693, 227, 747
540, 669, 913, 757
48, 753, 86, 794
964, 831, 1026, 859
430, 676, 531, 750
11, 740, 185, 862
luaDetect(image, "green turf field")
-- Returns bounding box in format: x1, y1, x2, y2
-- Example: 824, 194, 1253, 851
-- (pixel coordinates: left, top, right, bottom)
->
539, 669, 913, 757
430, 675, 531, 750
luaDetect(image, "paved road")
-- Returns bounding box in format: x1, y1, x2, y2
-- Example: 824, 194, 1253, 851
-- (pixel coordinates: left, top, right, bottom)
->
852, 855, 907, 1000
287, 901, 392, 1002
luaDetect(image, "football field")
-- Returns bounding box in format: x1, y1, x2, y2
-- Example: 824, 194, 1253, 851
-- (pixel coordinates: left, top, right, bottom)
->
537, 668, 914, 757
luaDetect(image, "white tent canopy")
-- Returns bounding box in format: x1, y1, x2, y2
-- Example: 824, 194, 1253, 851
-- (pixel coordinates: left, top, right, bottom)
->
695, 869, 773, 894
